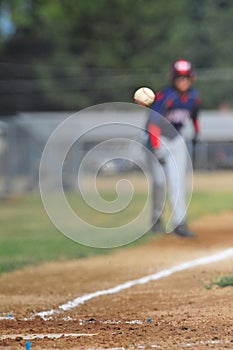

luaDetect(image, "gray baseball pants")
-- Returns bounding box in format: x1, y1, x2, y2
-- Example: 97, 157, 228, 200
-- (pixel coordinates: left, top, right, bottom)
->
149, 135, 190, 232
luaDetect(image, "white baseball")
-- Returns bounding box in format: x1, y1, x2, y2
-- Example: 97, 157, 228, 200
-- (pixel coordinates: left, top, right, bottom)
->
133, 87, 155, 106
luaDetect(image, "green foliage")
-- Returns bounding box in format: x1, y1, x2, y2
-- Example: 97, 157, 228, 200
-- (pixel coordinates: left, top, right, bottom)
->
0, 0, 233, 109
217, 275, 233, 287
207, 274, 233, 289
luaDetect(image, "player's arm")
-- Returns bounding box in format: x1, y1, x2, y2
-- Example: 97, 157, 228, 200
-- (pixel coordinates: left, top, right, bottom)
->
147, 123, 161, 148
191, 96, 201, 143
147, 119, 167, 164
190, 96, 201, 168
147, 89, 168, 148
146, 91, 168, 163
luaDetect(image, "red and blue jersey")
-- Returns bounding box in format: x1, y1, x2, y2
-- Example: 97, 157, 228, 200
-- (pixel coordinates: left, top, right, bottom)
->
146, 86, 201, 149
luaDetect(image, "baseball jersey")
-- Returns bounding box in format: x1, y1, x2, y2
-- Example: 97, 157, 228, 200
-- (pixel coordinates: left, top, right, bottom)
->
146, 86, 201, 149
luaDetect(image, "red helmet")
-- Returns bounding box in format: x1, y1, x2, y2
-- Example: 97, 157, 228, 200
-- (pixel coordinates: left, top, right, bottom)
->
170, 58, 194, 79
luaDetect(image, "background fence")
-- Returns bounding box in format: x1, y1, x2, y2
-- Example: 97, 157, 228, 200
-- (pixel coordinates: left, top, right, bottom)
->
0, 109, 233, 197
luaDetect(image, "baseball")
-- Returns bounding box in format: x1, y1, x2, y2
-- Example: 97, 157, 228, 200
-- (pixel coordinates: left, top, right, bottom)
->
133, 87, 155, 106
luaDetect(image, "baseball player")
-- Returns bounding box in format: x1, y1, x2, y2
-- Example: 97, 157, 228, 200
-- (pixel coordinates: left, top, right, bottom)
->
145, 58, 201, 237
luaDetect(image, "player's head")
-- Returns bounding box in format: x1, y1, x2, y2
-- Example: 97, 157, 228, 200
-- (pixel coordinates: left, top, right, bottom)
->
170, 58, 194, 80
170, 58, 195, 92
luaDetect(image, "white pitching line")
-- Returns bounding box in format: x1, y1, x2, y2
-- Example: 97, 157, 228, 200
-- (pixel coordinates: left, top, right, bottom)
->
36, 247, 233, 319
0, 333, 97, 340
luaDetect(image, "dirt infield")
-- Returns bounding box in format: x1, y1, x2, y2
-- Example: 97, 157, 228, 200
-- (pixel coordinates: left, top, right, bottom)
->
1, 206, 233, 349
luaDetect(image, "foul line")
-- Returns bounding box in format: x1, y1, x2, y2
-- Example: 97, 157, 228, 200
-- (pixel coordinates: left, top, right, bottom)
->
0, 333, 97, 340
36, 247, 233, 319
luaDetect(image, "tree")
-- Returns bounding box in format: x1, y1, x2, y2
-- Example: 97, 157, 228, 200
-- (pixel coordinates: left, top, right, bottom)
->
0, 0, 232, 111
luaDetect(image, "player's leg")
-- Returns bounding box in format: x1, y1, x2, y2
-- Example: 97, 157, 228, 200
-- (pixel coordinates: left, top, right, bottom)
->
148, 151, 166, 233
166, 137, 195, 237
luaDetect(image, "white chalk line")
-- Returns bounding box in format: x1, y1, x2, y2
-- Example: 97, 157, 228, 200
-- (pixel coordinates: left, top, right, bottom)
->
35, 247, 233, 319
0, 333, 97, 340
1, 248, 233, 348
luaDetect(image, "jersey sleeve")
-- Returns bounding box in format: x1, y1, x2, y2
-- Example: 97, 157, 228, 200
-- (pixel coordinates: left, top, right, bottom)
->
150, 89, 167, 114
146, 90, 167, 149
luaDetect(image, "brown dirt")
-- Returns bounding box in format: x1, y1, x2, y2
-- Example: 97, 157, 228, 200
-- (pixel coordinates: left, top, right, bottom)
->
1, 179, 233, 349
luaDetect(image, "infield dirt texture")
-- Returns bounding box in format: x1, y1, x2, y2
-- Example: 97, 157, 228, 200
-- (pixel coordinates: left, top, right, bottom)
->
0, 172, 233, 349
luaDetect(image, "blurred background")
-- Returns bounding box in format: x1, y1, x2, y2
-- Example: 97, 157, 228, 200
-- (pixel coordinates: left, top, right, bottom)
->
0, 0, 233, 197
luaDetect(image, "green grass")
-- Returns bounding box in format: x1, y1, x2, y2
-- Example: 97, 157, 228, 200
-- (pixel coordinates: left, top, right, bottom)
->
0, 187, 233, 275
0, 194, 111, 275
189, 191, 233, 221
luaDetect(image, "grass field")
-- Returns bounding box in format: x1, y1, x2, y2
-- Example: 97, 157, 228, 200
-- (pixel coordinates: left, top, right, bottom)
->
1, 171, 233, 349
0, 171, 233, 276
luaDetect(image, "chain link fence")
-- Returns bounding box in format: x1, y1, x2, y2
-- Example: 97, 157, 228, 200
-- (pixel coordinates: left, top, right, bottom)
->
0, 110, 233, 197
